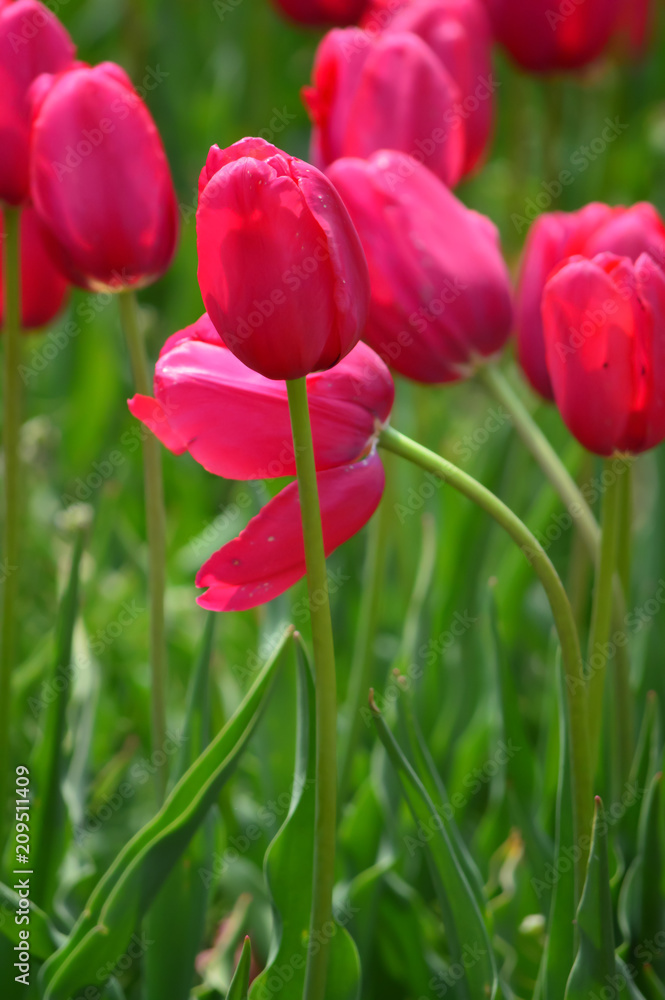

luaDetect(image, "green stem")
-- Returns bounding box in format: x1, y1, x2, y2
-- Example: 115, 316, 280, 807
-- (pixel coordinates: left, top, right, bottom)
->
286, 378, 337, 1000
119, 292, 168, 806
614, 464, 634, 787
379, 425, 593, 899
586, 458, 622, 779
476, 362, 600, 559
339, 487, 390, 797
0, 206, 22, 851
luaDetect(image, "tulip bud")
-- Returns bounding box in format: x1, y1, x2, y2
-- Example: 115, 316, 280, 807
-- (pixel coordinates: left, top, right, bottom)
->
196, 137, 370, 381
543, 252, 665, 456
0, 205, 69, 329
483, 0, 621, 72
517, 202, 665, 400
327, 150, 513, 383
271, 0, 369, 25
0, 0, 75, 205
29, 62, 179, 292
302, 27, 465, 187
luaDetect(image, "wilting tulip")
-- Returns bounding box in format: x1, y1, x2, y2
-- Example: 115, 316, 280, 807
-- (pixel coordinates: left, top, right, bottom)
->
271, 0, 369, 25
129, 318, 394, 611
0, 205, 69, 329
128, 313, 394, 478
388, 0, 495, 175
302, 27, 465, 186
197, 137, 370, 381
482, 0, 621, 72
0, 0, 75, 204
29, 62, 179, 292
542, 252, 665, 457
517, 202, 665, 400
327, 150, 513, 383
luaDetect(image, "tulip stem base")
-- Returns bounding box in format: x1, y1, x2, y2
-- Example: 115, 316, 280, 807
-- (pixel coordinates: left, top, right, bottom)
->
0, 206, 22, 852
379, 424, 593, 901
286, 377, 337, 1000
119, 291, 168, 807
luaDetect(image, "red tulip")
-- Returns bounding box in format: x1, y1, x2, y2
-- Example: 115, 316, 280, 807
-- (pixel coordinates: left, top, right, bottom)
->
360, 0, 409, 27
0, 205, 69, 329
29, 62, 179, 292
327, 150, 513, 383
271, 0, 369, 25
128, 313, 394, 479
615, 0, 653, 54
0, 0, 75, 205
542, 252, 665, 457
197, 137, 370, 381
482, 0, 621, 72
517, 203, 665, 400
302, 27, 465, 187
387, 0, 495, 176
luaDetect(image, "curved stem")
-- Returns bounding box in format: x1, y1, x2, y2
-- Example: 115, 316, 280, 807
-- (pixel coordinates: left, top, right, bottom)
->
379, 424, 593, 898
119, 291, 168, 806
286, 378, 337, 1000
0, 206, 22, 852
586, 458, 622, 779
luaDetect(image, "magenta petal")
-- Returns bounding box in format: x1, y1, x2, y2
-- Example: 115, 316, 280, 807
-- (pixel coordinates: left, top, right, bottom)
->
196, 451, 385, 612
127, 394, 189, 454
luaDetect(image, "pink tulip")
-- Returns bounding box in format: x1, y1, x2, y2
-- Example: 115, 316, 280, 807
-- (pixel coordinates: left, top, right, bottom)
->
0, 0, 75, 204
327, 150, 513, 383
517, 202, 665, 400
29, 62, 179, 292
0, 205, 69, 329
302, 27, 465, 187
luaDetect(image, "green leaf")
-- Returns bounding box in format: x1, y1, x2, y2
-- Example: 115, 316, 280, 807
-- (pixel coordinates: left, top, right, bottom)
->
39, 626, 293, 1000
0, 881, 64, 959
143, 614, 217, 1000
370, 695, 498, 1000
250, 638, 361, 1000
228, 936, 252, 1000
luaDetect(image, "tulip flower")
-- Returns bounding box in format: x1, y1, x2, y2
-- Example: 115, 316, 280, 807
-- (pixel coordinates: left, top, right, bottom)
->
0, 0, 75, 205
542, 252, 665, 457
271, 0, 369, 25
302, 27, 465, 187
29, 61, 179, 292
0, 205, 69, 329
327, 150, 513, 383
128, 317, 394, 610
517, 202, 665, 400
482, 0, 621, 72
197, 137, 370, 381
387, 0, 495, 175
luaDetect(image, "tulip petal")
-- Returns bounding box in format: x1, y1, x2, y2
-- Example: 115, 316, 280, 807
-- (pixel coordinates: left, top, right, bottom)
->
196, 451, 385, 612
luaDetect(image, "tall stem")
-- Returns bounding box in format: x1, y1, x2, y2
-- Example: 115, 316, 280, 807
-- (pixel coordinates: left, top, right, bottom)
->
0, 206, 22, 850
119, 291, 168, 806
379, 425, 593, 898
586, 458, 621, 779
286, 378, 337, 1000
614, 464, 634, 787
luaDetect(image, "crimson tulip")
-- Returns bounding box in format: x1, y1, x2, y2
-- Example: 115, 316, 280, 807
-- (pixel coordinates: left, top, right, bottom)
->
360, 0, 409, 27
271, 0, 369, 25
128, 317, 394, 611
327, 150, 513, 383
302, 27, 465, 187
0, 205, 69, 329
197, 137, 370, 381
517, 202, 665, 400
0, 0, 75, 205
29, 62, 179, 292
482, 0, 621, 72
542, 252, 665, 457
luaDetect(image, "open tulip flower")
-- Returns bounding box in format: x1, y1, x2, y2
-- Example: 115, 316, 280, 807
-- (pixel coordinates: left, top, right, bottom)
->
542, 252, 665, 457
0, 205, 69, 329
517, 202, 665, 400
128, 314, 394, 610
328, 150, 513, 383
302, 26, 466, 186
271, 0, 369, 25
28, 61, 179, 292
0, 0, 75, 205
197, 137, 370, 381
